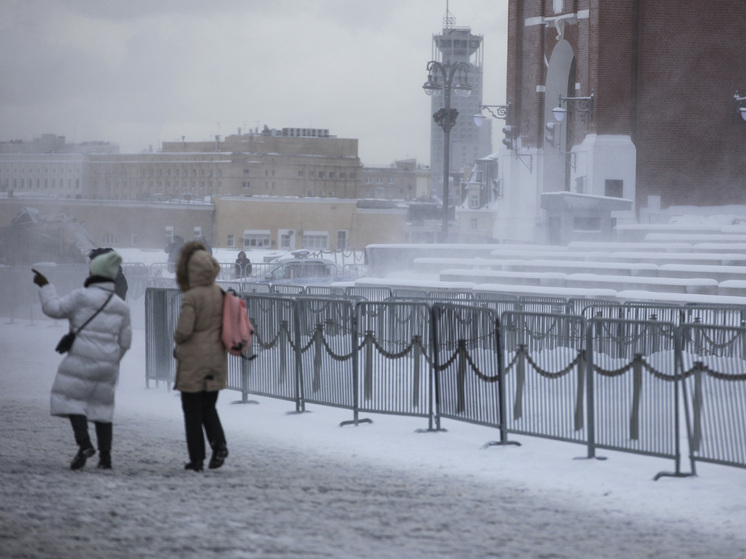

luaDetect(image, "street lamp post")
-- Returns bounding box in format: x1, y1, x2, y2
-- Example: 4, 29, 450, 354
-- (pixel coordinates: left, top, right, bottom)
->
423, 60, 471, 241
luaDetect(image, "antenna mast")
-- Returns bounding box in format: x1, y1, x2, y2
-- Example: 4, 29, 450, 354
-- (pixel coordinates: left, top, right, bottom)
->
444, 0, 455, 28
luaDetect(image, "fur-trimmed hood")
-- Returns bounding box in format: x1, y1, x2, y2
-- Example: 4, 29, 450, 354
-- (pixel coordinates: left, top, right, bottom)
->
176, 241, 219, 292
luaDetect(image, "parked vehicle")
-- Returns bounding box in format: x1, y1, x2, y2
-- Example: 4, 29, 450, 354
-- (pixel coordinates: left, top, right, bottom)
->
264, 251, 339, 284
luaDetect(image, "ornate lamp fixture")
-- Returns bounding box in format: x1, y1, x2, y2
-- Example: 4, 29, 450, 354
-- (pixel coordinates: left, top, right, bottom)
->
473, 102, 511, 126
553, 91, 594, 122
423, 60, 472, 239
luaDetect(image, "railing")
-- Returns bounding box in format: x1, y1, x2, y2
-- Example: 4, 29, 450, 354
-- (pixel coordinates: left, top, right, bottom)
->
143, 287, 746, 478
501, 312, 587, 445
588, 317, 687, 479
679, 323, 746, 470
357, 301, 433, 427
3, 262, 742, 478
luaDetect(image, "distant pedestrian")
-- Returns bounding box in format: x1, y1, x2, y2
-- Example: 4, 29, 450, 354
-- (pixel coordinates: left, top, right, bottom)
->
88, 247, 128, 300
33, 250, 132, 470
173, 241, 229, 472
234, 250, 252, 278
165, 235, 184, 273
197, 236, 213, 255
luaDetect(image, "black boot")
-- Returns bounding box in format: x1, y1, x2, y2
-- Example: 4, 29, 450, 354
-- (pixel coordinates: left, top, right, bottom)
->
209, 445, 229, 469
70, 446, 95, 470
97, 451, 112, 470
184, 461, 203, 472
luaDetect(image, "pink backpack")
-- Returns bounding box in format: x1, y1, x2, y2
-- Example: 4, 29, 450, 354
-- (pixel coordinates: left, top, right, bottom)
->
221, 290, 254, 359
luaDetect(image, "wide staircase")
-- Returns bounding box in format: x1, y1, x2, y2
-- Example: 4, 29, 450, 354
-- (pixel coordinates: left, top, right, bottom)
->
359, 221, 746, 305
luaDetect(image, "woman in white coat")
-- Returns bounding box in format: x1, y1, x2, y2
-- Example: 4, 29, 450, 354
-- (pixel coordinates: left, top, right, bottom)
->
33, 250, 132, 470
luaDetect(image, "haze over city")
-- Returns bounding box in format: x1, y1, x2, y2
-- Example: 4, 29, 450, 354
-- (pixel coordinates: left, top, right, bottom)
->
0, 0, 508, 166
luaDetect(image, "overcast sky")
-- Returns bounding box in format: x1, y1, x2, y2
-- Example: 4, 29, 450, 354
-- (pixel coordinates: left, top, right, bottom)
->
0, 0, 508, 166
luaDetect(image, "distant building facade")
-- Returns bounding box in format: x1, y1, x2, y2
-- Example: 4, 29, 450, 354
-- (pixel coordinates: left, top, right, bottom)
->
0, 127, 420, 253
494, 0, 746, 244
0, 194, 407, 253
361, 158, 430, 201
214, 196, 407, 252
86, 128, 362, 202
0, 134, 117, 199
0, 128, 363, 202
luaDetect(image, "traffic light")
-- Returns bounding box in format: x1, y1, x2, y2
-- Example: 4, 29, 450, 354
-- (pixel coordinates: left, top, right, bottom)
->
502, 126, 515, 150
433, 108, 459, 131
545, 122, 557, 147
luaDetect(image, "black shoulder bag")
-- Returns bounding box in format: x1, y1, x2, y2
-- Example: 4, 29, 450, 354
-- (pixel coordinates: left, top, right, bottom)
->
55, 293, 115, 354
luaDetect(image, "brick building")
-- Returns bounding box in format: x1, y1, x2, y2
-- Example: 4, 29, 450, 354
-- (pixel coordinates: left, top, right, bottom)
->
494, 0, 746, 243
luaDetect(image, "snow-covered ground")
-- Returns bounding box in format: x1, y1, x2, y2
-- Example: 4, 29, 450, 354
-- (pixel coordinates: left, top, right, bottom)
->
1, 314, 745, 558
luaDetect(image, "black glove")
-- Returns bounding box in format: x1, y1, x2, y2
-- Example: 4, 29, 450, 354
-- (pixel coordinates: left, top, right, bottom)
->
32, 269, 48, 287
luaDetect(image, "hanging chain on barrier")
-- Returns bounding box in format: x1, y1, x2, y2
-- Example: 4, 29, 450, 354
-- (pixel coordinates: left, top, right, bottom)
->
681, 361, 746, 381
521, 317, 561, 342
436, 339, 500, 382
300, 325, 356, 361
365, 331, 415, 360
593, 354, 675, 381
253, 321, 287, 351
696, 328, 744, 350
513, 346, 585, 379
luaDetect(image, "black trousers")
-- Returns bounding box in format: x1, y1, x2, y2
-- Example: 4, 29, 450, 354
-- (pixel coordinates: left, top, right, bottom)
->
180, 391, 226, 464
69, 415, 112, 452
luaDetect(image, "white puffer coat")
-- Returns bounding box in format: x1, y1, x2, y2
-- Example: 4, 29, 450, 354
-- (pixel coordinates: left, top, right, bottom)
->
38, 279, 132, 422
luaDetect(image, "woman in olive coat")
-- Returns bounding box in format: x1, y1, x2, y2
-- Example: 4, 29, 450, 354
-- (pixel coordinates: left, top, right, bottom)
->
173, 241, 229, 471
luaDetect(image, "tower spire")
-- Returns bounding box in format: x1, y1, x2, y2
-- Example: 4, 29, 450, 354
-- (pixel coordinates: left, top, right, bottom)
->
443, 0, 455, 29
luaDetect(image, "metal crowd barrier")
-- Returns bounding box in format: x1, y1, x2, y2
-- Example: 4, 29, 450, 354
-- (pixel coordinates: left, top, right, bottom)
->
588, 317, 689, 479
293, 297, 358, 422
356, 301, 434, 427
500, 312, 587, 446
243, 293, 299, 407
432, 303, 503, 434
140, 287, 746, 477
679, 323, 746, 471
144, 287, 182, 389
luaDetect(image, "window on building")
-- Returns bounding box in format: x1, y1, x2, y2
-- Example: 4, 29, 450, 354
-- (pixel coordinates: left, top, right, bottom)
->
278, 229, 295, 250
469, 192, 480, 209
227, 234, 235, 248
605, 179, 623, 198
243, 231, 271, 248
336, 230, 348, 251
193, 227, 202, 239
302, 232, 329, 250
